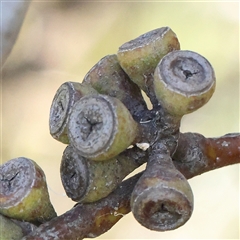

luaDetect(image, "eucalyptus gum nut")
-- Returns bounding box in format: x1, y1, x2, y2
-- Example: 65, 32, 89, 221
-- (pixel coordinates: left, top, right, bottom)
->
131, 143, 194, 231
60, 145, 145, 203
83, 54, 148, 121
49, 81, 97, 144
67, 94, 140, 161
0, 157, 57, 223
117, 27, 180, 93
0, 214, 24, 239
154, 50, 216, 116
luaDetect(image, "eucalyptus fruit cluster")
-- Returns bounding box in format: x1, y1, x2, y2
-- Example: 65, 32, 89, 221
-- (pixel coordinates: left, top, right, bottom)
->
49, 26, 216, 231
0, 26, 216, 237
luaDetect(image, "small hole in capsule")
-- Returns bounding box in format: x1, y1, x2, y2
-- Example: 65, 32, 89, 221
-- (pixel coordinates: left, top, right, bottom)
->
183, 70, 193, 79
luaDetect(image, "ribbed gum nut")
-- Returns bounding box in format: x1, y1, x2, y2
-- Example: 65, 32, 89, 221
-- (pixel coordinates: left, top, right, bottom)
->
83, 54, 148, 121
60, 145, 144, 203
154, 50, 216, 116
131, 144, 194, 231
0, 214, 24, 239
117, 27, 180, 92
0, 157, 57, 223
49, 81, 97, 144
68, 94, 139, 161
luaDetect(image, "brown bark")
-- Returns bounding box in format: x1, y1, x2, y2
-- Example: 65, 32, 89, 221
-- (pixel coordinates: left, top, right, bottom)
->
22, 172, 142, 240
172, 132, 240, 179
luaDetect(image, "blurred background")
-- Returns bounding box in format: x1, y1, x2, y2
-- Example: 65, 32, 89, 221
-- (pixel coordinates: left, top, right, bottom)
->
1, 1, 239, 239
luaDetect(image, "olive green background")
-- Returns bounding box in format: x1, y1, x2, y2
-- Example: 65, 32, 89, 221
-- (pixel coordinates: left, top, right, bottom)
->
1, 1, 239, 239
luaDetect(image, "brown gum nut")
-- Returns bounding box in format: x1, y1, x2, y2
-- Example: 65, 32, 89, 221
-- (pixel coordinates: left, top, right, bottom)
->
117, 27, 180, 93
131, 144, 194, 231
67, 94, 139, 161
154, 50, 216, 116
0, 157, 57, 223
49, 81, 97, 143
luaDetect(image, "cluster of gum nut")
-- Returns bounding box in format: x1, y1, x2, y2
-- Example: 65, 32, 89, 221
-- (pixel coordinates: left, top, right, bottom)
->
49, 26, 215, 231
0, 27, 216, 234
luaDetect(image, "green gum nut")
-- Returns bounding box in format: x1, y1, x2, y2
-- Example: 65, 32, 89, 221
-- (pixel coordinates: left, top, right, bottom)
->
67, 94, 140, 161
49, 81, 97, 144
117, 27, 180, 93
83, 54, 148, 121
60, 145, 145, 203
154, 50, 216, 116
0, 157, 57, 223
0, 214, 24, 239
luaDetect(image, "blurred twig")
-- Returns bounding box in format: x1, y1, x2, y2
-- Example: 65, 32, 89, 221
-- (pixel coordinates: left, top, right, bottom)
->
1, 0, 32, 68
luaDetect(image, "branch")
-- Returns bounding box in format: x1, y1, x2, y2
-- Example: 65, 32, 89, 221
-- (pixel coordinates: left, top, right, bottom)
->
172, 132, 240, 179
22, 132, 239, 239
22, 172, 142, 240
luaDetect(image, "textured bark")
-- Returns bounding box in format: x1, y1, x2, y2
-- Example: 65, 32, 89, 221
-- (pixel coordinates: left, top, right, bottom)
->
172, 132, 240, 179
